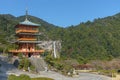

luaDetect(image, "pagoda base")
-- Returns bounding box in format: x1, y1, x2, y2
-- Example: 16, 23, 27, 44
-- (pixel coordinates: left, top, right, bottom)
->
9, 50, 44, 53
9, 50, 44, 58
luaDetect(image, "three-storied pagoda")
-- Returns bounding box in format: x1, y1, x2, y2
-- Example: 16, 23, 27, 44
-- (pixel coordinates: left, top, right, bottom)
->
9, 12, 44, 57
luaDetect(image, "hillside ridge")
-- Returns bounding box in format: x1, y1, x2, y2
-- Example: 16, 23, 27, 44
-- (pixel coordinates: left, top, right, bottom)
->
0, 13, 120, 62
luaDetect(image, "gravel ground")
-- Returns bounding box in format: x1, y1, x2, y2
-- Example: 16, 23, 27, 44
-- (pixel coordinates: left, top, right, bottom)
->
7, 70, 112, 80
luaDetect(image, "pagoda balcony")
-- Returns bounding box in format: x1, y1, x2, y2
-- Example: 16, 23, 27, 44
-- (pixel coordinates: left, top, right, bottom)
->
17, 38, 37, 41
16, 41, 42, 43
9, 49, 44, 53
16, 33, 41, 36
16, 29, 39, 33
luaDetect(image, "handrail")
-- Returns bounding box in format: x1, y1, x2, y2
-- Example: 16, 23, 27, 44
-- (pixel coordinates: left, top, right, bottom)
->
9, 50, 44, 53
16, 29, 39, 33
18, 38, 37, 41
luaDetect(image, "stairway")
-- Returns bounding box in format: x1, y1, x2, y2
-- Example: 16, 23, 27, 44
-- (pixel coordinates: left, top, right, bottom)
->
29, 57, 47, 72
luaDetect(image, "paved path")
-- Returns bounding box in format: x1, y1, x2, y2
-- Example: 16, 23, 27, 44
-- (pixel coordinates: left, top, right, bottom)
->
7, 70, 112, 80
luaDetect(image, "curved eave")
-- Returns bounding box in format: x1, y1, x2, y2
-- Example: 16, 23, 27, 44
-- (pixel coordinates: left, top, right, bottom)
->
15, 41, 42, 44
19, 19, 41, 27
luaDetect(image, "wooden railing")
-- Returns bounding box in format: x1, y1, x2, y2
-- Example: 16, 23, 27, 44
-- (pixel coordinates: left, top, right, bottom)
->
9, 49, 44, 53
16, 29, 39, 33
18, 38, 37, 41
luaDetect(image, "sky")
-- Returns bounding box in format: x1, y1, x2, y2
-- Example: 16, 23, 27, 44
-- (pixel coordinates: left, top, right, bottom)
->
0, 0, 120, 27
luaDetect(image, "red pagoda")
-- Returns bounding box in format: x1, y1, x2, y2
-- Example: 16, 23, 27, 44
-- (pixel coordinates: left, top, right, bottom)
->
9, 12, 44, 57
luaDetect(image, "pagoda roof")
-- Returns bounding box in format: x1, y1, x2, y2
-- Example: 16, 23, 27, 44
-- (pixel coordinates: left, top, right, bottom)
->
19, 19, 40, 27
16, 41, 42, 44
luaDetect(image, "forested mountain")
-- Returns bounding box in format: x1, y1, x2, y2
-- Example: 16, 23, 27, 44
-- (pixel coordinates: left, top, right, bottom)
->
0, 13, 120, 63
61, 13, 120, 63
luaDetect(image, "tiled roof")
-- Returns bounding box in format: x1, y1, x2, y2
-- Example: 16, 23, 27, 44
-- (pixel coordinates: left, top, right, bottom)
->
19, 19, 40, 26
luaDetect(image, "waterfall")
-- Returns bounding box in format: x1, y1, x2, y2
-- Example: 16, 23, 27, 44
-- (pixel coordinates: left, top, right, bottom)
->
53, 41, 57, 58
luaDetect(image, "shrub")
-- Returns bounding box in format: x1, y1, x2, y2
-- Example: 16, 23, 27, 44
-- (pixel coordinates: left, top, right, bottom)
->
23, 58, 30, 71
18, 58, 30, 71
30, 64, 35, 71
18, 53, 23, 59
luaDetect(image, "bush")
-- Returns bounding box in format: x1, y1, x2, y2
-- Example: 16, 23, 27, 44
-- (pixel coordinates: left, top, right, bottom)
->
18, 53, 23, 59
30, 64, 35, 71
18, 58, 30, 71
23, 58, 30, 71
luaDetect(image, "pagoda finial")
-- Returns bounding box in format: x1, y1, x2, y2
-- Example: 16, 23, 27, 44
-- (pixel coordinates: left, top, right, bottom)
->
25, 8, 28, 21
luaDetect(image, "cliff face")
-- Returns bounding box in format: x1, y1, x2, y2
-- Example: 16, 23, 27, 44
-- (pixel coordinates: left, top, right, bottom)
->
38, 41, 61, 58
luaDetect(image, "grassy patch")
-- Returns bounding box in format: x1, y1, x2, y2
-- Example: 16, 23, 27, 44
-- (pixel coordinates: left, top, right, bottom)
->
8, 74, 54, 80
8, 74, 31, 80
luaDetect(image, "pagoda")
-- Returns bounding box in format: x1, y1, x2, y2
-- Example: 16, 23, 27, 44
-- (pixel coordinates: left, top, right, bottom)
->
9, 11, 44, 57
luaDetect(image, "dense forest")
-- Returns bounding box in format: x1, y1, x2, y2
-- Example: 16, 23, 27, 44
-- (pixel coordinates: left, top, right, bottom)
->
0, 13, 120, 63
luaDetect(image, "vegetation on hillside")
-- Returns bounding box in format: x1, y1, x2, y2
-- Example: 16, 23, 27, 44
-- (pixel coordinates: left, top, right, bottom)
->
47, 13, 120, 63
0, 13, 120, 64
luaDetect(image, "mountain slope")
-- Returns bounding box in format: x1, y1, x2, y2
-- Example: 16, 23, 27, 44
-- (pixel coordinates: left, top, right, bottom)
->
60, 13, 120, 63
0, 13, 120, 63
